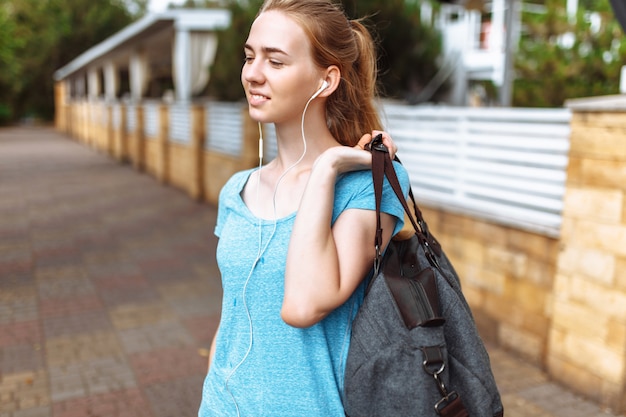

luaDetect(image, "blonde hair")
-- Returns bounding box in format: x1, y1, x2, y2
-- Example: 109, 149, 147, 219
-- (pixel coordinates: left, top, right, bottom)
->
258, 0, 381, 146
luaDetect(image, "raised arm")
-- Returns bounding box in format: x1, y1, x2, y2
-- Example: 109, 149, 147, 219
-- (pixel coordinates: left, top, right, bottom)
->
281, 133, 398, 328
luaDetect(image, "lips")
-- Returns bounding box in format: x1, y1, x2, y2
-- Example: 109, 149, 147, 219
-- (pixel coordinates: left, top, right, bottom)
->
248, 91, 270, 106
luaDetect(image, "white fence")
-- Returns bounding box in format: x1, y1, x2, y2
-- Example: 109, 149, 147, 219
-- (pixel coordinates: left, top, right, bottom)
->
166, 101, 571, 237
169, 103, 191, 144
257, 103, 570, 236
381, 104, 571, 237
111, 104, 121, 130
126, 105, 137, 133
205, 101, 244, 156
143, 102, 160, 139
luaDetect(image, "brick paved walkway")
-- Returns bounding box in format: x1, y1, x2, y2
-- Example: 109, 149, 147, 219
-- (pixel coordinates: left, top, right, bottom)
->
0, 126, 623, 417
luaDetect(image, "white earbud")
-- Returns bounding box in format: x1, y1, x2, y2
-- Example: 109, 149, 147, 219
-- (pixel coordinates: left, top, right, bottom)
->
310, 80, 329, 100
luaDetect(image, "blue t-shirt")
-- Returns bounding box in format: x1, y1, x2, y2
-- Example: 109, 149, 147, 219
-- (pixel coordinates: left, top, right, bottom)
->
199, 163, 409, 417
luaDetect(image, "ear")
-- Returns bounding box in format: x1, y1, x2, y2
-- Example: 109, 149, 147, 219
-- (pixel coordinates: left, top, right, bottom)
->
318, 65, 341, 98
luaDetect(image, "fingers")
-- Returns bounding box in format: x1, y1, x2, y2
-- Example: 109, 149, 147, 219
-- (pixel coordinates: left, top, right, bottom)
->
372, 130, 398, 159
354, 131, 398, 160
355, 133, 372, 150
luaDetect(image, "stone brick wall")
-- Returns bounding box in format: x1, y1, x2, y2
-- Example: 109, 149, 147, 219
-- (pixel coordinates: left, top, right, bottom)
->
548, 96, 626, 412
419, 206, 559, 365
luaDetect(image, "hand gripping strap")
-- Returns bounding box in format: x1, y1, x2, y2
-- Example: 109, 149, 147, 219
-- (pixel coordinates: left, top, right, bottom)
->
367, 135, 440, 270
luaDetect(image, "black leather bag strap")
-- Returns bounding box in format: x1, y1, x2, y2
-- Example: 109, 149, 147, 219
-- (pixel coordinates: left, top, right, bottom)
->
371, 138, 385, 273
368, 134, 440, 270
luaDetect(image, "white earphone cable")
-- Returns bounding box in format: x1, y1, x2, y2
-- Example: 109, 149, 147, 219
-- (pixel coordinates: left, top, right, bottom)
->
225, 87, 321, 416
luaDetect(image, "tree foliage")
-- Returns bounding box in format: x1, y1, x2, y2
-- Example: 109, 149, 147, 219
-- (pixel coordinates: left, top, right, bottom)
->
0, 0, 139, 123
0, 2, 23, 123
207, 0, 263, 101
342, 0, 444, 102
513, 0, 626, 107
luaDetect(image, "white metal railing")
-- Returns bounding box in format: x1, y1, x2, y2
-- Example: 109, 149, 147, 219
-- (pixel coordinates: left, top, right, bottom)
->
156, 100, 570, 236
380, 103, 571, 237
262, 123, 278, 162
205, 101, 244, 156
98, 103, 108, 126
143, 102, 160, 138
111, 104, 121, 129
126, 105, 136, 133
169, 103, 191, 144
66, 97, 573, 237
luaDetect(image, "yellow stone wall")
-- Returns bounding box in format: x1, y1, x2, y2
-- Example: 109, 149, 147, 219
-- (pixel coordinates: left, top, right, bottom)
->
168, 143, 194, 195
202, 153, 242, 205
126, 106, 144, 171
419, 206, 559, 364
548, 104, 626, 412
54, 82, 68, 132
144, 138, 161, 178
112, 106, 127, 163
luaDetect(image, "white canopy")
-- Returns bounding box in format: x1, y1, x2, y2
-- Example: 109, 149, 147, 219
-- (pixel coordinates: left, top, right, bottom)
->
54, 9, 231, 103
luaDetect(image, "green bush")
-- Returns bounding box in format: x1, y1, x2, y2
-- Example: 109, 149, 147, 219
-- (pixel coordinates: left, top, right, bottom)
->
513, 0, 626, 107
0, 104, 12, 126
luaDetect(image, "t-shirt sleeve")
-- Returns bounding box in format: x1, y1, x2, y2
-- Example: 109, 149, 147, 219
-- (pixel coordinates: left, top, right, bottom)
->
333, 161, 410, 237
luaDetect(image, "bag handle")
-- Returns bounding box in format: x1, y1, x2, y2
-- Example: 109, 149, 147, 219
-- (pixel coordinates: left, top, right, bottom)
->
367, 134, 440, 270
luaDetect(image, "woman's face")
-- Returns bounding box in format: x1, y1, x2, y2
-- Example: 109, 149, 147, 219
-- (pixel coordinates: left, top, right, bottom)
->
242, 10, 323, 124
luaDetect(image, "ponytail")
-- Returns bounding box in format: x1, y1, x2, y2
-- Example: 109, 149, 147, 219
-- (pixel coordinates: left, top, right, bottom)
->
326, 19, 381, 146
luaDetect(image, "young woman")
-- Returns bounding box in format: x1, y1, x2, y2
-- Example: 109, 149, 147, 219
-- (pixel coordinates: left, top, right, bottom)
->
198, 1, 410, 415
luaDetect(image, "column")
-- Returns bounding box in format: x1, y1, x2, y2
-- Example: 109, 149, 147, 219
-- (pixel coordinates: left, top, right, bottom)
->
549, 95, 626, 413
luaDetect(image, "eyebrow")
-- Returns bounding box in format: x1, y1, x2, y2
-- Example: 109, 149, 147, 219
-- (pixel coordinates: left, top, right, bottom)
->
244, 44, 289, 56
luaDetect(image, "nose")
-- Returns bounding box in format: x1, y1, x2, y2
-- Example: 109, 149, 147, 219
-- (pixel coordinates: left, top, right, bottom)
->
242, 58, 264, 86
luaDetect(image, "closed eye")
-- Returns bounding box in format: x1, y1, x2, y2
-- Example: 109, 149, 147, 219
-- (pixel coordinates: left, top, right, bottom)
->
269, 59, 284, 68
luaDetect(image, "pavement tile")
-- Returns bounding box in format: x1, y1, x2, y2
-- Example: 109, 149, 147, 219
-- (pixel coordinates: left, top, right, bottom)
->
117, 321, 195, 355
74, 233, 117, 252
38, 295, 103, 318
519, 383, 610, 417
108, 302, 175, 330
139, 257, 194, 284
0, 321, 42, 348
48, 357, 136, 402
165, 295, 213, 319
45, 332, 124, 367
129, 346, 206, 385
0, 289, 38, 324
51, 388, 151, 417
90, 272, 149, 291
0, 344, 44, 374
42, 310, 112, 339
500, 393, 554, 417
182, 314, 220, 347
34, 256, 79, 270
34, 265, 87, 280
99, 284, 161, 308
85, 262, 142, 281
35, 267, 93, 300
156, 281, 212, 301
0, 370, 50, 414
3, 406, 51, 417
0, 260, 34, 277
143, 375, 205, 417
0, 243, 32, 264
0, 272, 36, 291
